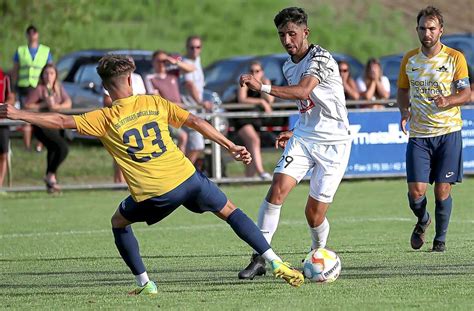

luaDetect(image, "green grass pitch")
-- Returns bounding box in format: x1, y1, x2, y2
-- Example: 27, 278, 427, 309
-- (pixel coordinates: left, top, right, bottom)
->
1, 179, 473, 310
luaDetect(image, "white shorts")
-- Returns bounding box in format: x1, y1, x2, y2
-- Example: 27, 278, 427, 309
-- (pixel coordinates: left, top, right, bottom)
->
273, 136, 351, 203
184, 127, 205, 151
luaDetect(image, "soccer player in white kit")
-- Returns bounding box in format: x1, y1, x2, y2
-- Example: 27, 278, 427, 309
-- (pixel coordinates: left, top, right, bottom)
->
238, 7, 352, 279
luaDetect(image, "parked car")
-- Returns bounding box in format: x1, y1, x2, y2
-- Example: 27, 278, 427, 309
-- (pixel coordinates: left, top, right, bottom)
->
204, 52, 364, 103
379, 53, 404, 99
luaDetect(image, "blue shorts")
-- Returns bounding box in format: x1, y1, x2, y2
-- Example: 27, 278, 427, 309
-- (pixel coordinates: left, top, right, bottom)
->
406, 131, 463, 184
119, 171, 228, 225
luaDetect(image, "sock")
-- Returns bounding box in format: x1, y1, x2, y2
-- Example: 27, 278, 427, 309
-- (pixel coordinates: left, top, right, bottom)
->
227, 208, 273, 256
434, 195, 453, 242
257, 200, 282, 244
408, 193, 429, 224
135, 272, 150, 287
261, 249, 281, 263
310, 218, 330, 250
112, 226, 147, 282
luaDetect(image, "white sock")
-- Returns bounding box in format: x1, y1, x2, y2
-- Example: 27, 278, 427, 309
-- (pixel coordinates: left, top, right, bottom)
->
135, 272, 150, 286
257, 200, 282, 245
310, 218, 330, 250
261, 249, 281, 263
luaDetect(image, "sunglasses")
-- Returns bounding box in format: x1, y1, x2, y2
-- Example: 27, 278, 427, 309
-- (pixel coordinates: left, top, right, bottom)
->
250, 69, 261, 73
189, 46, 201, 50
339, 68, 349, 72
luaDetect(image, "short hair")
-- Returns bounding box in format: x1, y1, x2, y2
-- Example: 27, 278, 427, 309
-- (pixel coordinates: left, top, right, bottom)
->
417, 6, 444, 27
249, 60, 263, 69
152, 50, 166, 61
96, 55, 136, 87
186, 35, 201, 47
26, 25, 38, 34
274, 7, 308, 28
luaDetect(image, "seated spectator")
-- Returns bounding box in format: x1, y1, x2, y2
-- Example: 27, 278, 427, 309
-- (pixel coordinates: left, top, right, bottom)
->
145, 50, 195, 153
0, 67, 15, 187
356, 58, 390, 109
103, 56, 146, 184
25, 64, 71, 193
236, 60, 273, 180
338, 60, 359, 100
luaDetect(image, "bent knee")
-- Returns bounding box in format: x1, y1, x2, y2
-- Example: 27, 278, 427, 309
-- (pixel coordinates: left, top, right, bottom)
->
111, 210, 129, 228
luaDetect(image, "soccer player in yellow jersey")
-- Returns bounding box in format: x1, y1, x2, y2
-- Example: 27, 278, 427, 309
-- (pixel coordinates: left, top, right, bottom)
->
0, 55, 304, 294
397, 6, 471, 252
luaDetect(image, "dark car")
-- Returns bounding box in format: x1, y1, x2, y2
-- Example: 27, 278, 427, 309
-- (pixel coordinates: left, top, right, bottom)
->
379, 53, 404, 99
205, 52, 364, 103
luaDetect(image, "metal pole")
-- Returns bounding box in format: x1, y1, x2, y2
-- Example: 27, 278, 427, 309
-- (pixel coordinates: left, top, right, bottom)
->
211, 114, 222, 180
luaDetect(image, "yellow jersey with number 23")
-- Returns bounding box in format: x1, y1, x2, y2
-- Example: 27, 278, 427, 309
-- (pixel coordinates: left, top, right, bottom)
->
73, 95, 196, 202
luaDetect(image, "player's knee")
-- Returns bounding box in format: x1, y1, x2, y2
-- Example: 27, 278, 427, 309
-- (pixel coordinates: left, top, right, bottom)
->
266, 186, 286, 205
111, 210, 128, 228
434, 184, 451, 201
408, 188, 426, 200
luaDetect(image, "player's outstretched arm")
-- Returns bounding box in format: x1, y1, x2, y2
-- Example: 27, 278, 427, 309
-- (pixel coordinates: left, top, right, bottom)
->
397, 88, 410, 135
240, 74, 319, 100
183, 113, 252, 164
0, 103, 77, 129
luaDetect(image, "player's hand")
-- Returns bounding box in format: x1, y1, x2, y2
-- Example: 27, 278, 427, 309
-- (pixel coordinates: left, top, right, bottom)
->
275, 130, 293, 149
433, 95, 450, 108
229, 145, 252, 164
0, 103, 19, 120
400, 110, 410, 135
239, 74, 262, 92
201, 100, 213, 112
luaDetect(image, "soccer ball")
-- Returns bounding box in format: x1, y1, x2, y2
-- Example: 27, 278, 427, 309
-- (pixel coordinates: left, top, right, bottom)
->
303, 248, 341, 283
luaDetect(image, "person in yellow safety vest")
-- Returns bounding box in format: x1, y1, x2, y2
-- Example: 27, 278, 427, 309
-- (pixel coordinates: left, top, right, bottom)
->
11, 25, 53, 150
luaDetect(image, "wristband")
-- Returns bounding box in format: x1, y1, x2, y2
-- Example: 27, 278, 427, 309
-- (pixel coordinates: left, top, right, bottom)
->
260, 84, 271, 94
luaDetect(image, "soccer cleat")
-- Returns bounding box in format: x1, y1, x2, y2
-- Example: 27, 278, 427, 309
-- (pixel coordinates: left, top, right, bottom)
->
271, 260, 304, 287
410, 215, 431, 250
238, 254, 266, 280
128, 281, 158, 296
431, 240, 446, 252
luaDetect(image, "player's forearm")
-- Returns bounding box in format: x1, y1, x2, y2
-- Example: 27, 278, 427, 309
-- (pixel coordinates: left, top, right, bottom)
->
397, 88, 410, 113
12, 110, 76, 129
445, 88, 471, 107
185, 114, 234, 150
268, 84, 311, 100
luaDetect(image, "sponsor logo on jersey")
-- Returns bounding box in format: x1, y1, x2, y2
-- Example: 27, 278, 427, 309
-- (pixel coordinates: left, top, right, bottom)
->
436, 65, 448, 72
298, 99, 315, 113
411, 67, 420, 71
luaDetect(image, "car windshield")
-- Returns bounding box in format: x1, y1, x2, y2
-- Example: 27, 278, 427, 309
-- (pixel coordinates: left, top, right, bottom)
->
205, 60, 248, 85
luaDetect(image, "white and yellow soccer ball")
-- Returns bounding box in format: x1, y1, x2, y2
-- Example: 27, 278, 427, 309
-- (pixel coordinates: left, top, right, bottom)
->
303, 248, 341, 283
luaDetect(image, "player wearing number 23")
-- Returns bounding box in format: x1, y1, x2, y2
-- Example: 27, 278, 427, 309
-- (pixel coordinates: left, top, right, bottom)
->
0, 54, 305, 294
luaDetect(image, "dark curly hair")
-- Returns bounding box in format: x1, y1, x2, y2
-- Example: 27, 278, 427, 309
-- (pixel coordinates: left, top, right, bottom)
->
96, 54, 136, 88
274, 7, 308, 28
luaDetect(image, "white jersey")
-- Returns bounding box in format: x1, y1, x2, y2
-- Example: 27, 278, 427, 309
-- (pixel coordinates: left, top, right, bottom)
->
283, 44, 351, 143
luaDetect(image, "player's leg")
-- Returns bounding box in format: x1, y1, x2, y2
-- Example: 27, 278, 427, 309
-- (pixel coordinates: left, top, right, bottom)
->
239, 136, 312, 279
306, 142, 351, 250
406, 137, 432, 249
183, 171, 303, 287
430, 131, 463, 252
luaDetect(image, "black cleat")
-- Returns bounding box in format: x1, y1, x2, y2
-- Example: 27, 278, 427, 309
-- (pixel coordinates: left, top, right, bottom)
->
411, 215, 431, 250
238, 254, 266, 280
431, 240, 446, 252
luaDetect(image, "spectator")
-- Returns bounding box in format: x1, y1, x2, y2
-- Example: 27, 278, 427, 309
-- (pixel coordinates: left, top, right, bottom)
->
25, 64, 71, 194
145, 50, 195, 152
182, 35, 213, 165
338, 60, 360, 100
11, 25, 53, 150
356, 58, 390, 109
103, 56, 146, 183
0, 67, 15, 187
236, 60, 273, 180
458, 49, 474, 103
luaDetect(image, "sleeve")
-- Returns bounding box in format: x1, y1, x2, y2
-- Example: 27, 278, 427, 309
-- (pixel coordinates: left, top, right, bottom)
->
382, 76, 391, 93
13, 51, 19, 63
60, 85, 71, 103
355, 77, 366, 92
302, 49, 333, 84
453, 52, 470, 90
159, 96, 190, 128
182, 59, 194, 82
72, 109, 108, 137
397, 53, 410, 89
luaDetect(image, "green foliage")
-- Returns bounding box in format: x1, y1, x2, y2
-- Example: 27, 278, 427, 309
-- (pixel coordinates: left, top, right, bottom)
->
1, 180, 473, 309
0, 0, 416, 70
